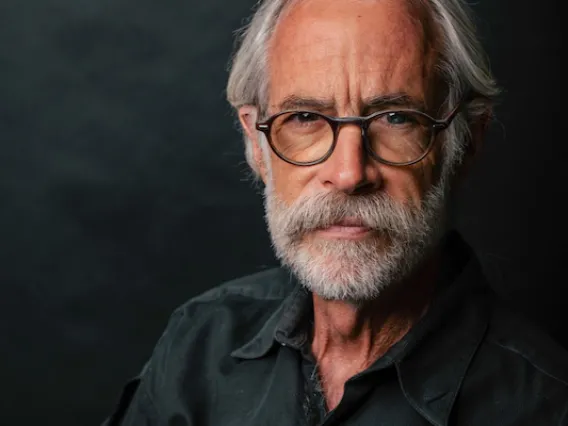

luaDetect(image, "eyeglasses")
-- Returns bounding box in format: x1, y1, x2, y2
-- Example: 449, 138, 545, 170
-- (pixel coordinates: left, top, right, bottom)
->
255, 97, 466, 167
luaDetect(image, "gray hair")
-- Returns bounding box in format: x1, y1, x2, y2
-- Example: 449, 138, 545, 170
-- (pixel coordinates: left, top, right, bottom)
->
226, 0, 501, 179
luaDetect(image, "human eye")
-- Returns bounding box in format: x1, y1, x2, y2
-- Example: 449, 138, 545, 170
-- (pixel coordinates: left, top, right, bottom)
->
284, 111, 323, 125
384, 111, 417, 126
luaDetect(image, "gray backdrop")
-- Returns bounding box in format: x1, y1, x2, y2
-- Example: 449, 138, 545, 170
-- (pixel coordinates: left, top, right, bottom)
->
0, 0, 564, 425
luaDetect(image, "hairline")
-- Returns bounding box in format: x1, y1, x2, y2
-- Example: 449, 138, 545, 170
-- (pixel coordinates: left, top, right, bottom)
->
260, 0, 447, 117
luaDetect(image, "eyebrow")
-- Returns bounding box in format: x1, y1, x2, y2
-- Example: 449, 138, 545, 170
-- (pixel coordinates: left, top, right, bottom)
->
365, 93, 426, 112
275, 92, 426, 114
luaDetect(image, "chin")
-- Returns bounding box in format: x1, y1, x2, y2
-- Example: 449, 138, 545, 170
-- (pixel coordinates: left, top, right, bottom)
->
283, 236, 405, 302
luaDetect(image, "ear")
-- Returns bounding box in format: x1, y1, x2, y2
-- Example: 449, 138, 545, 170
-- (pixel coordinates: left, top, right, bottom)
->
238, 105, 269, 184
453, 113, 490, 185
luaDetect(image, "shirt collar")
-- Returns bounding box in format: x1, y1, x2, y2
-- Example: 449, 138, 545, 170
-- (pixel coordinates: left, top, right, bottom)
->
230, 273, 304, 359
394, 250, 490, 426
230, 232, 490, 425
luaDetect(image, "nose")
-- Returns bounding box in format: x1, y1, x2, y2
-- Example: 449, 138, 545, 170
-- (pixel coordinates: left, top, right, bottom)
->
318, 123, 382, 194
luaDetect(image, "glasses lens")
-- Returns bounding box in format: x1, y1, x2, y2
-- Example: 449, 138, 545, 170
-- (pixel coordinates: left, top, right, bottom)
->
270, 112, 333, 163
367, 111, 433, 164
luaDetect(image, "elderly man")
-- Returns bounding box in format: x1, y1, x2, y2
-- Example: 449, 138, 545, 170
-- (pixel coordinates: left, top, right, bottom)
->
104, 0, 568, 424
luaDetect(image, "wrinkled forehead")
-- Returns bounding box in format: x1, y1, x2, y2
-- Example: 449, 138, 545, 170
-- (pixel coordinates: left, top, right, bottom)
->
266, 0, 440, 112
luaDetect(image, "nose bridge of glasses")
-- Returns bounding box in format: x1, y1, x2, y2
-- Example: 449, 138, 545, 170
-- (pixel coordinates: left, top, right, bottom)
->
332, 116, 367, 137
329, 117, 370, 165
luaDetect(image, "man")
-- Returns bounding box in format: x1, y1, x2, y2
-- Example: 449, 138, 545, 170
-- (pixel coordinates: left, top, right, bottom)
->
104, 0, 568, 424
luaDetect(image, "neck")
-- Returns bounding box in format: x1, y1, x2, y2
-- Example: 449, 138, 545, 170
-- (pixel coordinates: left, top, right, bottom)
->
311, 248, 442, 369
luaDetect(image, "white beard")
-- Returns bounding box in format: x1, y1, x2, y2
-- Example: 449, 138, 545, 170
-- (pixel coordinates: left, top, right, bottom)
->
263, 183, 448, 303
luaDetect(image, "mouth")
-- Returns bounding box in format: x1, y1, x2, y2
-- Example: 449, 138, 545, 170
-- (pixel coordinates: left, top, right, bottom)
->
314, 218, 373, 240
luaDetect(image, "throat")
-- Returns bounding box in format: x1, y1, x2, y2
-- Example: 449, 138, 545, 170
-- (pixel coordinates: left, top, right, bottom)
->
308, 351, 374, 414
309, 249, 441, 361
305, 247, 443, 411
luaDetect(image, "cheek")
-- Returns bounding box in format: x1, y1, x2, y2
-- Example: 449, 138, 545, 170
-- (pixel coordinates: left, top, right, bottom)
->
422, 146, 445, 187
380, 164, 435, 208
396, 142, 445, 197
269, 156, 312, 205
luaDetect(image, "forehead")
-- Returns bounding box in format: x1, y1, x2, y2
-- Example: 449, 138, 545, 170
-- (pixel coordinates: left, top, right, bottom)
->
267, 0, 436, 110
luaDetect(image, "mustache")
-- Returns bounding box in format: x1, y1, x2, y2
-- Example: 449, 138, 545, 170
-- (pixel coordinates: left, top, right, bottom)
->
266, 190, 425, 238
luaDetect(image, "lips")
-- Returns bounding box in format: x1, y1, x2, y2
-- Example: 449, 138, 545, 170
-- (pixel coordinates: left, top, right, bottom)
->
313, 217, 373, 239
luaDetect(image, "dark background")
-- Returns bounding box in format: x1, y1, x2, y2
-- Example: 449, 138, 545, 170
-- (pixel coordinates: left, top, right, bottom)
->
0, 0, 565, 425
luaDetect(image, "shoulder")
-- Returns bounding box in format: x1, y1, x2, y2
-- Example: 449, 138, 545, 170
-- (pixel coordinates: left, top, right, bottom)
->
168, 267, 293, 331
482, 295, 568, 387
155, 267, 293, 347
183, 266, 294, 307
142, 267, 293, 373
103, 268, 294, 424
455, 293, 568, 423
133, 268, 294, 404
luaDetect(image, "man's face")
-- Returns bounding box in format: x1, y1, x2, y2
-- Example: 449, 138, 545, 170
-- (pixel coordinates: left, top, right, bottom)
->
243, 0, 454, 301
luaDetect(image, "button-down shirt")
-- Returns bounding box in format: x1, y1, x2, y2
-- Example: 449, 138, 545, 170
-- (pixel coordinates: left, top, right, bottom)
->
104, 232, 568, 425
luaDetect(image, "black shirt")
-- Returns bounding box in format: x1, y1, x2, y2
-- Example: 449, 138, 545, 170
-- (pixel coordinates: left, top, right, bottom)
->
103, 233, 568, 425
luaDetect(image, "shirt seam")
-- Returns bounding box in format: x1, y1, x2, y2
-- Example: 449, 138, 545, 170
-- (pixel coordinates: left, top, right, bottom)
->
188, 283, 291, 304
487, 339, 568, 387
